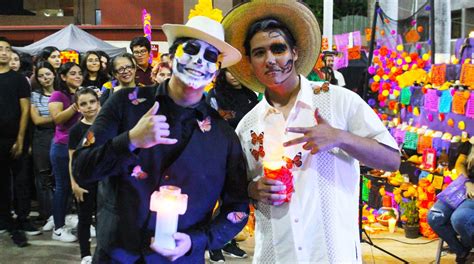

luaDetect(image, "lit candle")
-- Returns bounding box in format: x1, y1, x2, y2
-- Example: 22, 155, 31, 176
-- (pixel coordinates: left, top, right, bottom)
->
150, 185, 188, 249
263, 161, 294, 203
388, 218, 397, 233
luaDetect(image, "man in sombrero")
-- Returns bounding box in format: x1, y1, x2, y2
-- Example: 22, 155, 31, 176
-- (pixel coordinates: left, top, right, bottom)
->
72, 4, 249, 263
223, 0, 400, 263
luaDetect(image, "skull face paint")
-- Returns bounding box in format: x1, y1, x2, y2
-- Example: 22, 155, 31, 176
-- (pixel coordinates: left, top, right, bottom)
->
173, 39, 221, 89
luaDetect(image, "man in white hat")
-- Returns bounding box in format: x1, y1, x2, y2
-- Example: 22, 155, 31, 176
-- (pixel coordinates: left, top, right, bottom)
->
73, 14, 249, 263
223, 1, 400, 263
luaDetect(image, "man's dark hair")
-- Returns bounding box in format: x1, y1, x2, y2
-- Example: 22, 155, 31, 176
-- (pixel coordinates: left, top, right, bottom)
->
160, 53, 170, 60
0, 36, 11, 46
130, 36, 151, 53
243, 18, 297, 56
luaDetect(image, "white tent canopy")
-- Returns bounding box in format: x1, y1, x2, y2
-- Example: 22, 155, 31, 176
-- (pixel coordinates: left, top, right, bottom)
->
13, 24, 126, 57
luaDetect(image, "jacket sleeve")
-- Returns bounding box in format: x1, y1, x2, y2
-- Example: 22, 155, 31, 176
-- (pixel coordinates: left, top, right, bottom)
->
186, 131, 250, 252
72, 91, 138, 185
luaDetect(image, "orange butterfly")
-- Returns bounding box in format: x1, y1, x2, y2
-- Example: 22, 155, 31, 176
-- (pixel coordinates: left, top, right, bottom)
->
82, 131, 95, 147
250, 130, 264, 145
131, 165, 148, 180
283, 152, 302, 169
197, 116, 212, 133
217, 109, 236, 120
313, 82, 330, 94
251, 145, 265, 161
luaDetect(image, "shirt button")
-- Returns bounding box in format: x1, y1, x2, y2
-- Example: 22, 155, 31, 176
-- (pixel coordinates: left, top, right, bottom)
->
298, 246, 303, 251
294, 218, 299, 223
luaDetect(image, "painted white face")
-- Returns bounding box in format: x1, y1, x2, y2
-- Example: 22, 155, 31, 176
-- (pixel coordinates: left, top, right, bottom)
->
172, 39, 220, 89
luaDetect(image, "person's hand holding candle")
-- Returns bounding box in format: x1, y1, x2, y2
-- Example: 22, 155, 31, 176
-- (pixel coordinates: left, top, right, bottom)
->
248, 176, 287, 205
150, 232, 192, 261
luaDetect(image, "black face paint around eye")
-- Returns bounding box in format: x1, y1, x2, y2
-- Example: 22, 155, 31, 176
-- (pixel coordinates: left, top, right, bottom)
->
203, 49, 219, 63
270, 43, 288, 54
183, 42, 201, 55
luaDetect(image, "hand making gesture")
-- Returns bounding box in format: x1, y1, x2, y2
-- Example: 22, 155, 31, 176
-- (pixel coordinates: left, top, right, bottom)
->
284, 109, 342, 154
129, 102, 178, 149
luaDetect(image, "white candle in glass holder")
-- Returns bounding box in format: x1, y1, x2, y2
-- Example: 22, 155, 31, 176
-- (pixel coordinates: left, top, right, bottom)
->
150, 185, 188, 249
388, 218, 397, 233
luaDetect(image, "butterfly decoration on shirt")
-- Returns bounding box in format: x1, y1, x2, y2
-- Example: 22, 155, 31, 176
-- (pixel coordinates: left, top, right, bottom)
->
131, 165, 148, 180
249, 130, 265, 161
217, 109, 236, 121
128, 88, 147, 105
82, 131, 95, 147
227, 212, 248, 224
313, 81, 330, 95
251, 145, 265, 161
250, 130, 264, 145
197, 116, 212, 133
283, 152, 303, 169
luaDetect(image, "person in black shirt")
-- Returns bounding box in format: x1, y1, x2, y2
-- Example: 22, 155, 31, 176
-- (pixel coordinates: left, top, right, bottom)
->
73, 15, 248, 263
68, 87, 101, 264
206, 68, 257, 261
0, 36, 30, 247
80, 51, 109, 89
207, 68, 258, 129
99, 53, 137, 105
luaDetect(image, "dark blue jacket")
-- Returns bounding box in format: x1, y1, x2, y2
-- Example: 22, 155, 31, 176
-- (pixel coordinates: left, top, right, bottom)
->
73, 82, 249, 263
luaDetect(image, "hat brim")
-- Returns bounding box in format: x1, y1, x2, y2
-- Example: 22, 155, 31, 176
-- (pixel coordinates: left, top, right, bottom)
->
162, 24, 242, 68
222, 1, 321, 93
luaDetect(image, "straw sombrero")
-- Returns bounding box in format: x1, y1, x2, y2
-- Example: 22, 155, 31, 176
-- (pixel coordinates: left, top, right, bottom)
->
222, 0, 321, 93
163, 16, 242, 68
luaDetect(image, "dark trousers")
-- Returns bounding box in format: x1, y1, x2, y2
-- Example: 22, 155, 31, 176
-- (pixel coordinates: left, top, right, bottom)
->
0, 138, 31, 228
51, 142, 71, 228
32, 128, 54, 219
78, 183, 97, 258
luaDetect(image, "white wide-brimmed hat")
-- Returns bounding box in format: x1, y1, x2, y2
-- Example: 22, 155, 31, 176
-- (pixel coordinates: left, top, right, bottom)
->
162, 16, 242, 68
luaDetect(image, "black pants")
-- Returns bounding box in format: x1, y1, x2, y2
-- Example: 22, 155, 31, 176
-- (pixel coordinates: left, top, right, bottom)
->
32, 128, 54, 219
0, 138, 31, 228
78, 182, 97, 258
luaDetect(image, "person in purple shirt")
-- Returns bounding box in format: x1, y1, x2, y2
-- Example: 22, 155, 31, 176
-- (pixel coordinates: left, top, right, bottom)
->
48, 62, 82, 243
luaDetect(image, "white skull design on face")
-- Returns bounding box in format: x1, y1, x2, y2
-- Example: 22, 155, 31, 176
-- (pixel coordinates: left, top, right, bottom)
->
173, 39, 220, 89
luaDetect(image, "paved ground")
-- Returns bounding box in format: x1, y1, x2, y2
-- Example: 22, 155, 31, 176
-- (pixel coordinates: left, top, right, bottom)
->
1, 221, 473, 264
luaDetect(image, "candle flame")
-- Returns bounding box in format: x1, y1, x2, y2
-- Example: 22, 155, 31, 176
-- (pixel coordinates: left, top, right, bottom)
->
263, 161, 284, 170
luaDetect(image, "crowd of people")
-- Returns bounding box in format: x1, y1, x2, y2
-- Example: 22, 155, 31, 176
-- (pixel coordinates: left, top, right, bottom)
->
0, 0, 472, 263
0, 35, 176, 263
